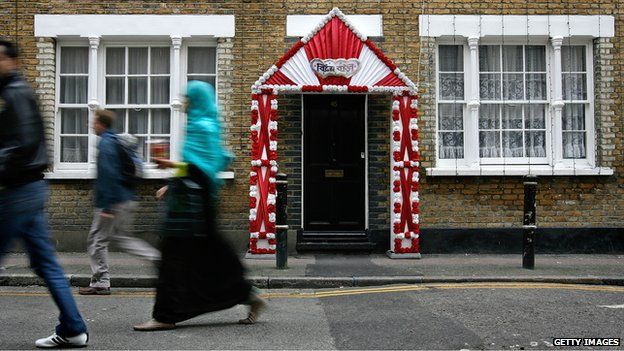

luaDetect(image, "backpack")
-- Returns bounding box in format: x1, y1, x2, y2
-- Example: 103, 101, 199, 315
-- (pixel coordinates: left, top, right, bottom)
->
116, 133, 144, 187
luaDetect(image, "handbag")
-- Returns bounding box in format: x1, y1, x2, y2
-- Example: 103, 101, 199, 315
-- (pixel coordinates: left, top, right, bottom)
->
162, 177, 206, 237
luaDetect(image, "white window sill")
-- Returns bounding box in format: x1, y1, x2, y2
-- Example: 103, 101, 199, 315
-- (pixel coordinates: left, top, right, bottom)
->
45, 169, 235, 180
427, 165, 614, 177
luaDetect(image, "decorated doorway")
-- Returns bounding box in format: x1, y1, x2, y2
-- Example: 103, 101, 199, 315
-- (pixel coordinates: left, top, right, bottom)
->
248, 8, 420, 258
303, 94, 366, 233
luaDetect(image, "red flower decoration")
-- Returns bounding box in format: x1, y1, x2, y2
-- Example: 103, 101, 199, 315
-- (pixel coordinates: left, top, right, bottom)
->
411, 130, 418, 141
393, 151, 401, 162
393, 131, 401, 141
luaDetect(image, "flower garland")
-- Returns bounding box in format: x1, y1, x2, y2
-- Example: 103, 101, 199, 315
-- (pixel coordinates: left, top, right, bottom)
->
391, 93, 421, 254
249, 89, 279, 255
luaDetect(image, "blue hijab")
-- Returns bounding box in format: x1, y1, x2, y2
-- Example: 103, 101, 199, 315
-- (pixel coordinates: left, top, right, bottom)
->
182, 81, 232, 193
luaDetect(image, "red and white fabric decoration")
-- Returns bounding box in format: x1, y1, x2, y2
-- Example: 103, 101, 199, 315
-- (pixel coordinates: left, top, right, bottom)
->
249, 89, 279, 255
249, 7, 420, 256
391, 94, 420, 254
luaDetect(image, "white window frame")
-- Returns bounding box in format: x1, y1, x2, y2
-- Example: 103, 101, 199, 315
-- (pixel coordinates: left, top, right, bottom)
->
430, 37, 604, 176
48, 36, 221, 179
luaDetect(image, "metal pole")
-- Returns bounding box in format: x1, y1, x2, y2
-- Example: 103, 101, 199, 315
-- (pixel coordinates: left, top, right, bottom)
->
275, 173, 288, 269
522, 175, 537, 269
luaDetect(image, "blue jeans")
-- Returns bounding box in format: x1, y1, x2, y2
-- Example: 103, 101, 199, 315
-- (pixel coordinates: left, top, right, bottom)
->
0, 180, 87, 337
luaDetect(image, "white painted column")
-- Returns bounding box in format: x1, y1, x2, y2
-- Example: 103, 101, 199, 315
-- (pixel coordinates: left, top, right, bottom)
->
87, 35, 100, 171
170, 35, 183, 161
466, 37, 480, 168
551, 36, 564, 167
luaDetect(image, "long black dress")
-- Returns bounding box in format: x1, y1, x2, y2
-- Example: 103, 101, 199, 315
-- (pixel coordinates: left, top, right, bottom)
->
153, 164, 252, 324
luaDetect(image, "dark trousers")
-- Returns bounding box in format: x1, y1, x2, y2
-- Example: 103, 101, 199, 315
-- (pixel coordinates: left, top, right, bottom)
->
0, 180, 87, 337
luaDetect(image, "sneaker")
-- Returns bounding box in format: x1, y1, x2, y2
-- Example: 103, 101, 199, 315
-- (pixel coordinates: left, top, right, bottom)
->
35, 333, 88, 348
78, 286, 111, 295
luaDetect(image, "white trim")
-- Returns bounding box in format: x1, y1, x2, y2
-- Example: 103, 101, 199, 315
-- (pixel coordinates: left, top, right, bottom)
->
427, 165, 613, 177
44, 170, 234, 180
287, 15, 383, 37
35, 15, 235, 38
300, 95, 305, 230
419, 15, 614, 38
364, 94, 369, 230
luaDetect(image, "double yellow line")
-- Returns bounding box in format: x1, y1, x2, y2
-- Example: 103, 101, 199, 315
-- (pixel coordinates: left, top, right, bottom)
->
1, 282, 622, 299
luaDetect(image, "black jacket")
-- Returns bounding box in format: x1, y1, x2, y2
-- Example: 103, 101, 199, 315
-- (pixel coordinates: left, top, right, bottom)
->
0, 71, 48, 187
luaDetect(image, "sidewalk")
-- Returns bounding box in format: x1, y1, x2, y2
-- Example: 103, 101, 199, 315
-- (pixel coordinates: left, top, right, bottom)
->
1, 253, 623, 288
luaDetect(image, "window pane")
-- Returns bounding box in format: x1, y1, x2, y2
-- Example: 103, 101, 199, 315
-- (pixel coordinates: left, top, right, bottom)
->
525, 104, 546, 129
501, 104, 523, 129
502, 46, 523, 72
479, 45, 500, 72
439, 73, 464, 100
438, 132, 464, 159
188, 47, 216, 74
151, 109, 170, 134
60, 47, 88, 74
108, 109, 126, 134
439, 45, 463, 72
479, 131, 500, 158
60, 77, 88, 104
525, 131, 546, 157
438, 103, 463, 130
61, 136, 88, 162
151, 77, 170, 104
525, 46, 546, 72
106, 77, 125, 104
61, 108, 88, 134
502, 131, 523, 157
479, 74, 501, 100
502, 73, 524, 100
128, 48, 148, 75
479, 104, 500, 129
128, 77, 148, 104
150, 47, 170, 74
562, 46, 586, 72
563, 132, 586, 158
562, 104, 585, 130
187, 75, 216, 87
526, 73, 547, 100
563, 73, 587, 100
129, 109, 148, 134
106, 48, 125, 74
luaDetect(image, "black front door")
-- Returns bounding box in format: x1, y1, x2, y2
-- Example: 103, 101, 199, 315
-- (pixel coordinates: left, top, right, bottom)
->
304, 95, 365, 232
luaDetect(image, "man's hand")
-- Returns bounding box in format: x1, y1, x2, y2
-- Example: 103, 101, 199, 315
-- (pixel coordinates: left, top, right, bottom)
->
156, 186, 168, 200
100, 212, 115, 219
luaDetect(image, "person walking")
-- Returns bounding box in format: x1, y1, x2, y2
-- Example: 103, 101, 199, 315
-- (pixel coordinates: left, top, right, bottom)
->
0, 39, 89, 348
133, 81, 266, 331
78, 110, 160, 296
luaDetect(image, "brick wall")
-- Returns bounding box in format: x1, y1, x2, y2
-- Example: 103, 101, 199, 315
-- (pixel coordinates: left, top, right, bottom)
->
1, 1, 622, 246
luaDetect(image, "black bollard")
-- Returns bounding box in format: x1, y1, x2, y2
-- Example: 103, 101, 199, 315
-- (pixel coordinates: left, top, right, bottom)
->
275, 173, 288, 269
522, 175, 537, 269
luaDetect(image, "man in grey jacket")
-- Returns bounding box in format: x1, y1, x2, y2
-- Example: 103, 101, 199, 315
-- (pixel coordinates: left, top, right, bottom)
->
79, 110, 159, 295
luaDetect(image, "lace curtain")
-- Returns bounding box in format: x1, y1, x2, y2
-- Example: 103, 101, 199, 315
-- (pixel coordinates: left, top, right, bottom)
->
60, 108, 88, 163
562, 47, 587, 158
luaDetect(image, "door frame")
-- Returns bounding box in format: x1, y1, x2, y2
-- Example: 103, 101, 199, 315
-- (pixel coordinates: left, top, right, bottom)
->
300, 94, 369, 231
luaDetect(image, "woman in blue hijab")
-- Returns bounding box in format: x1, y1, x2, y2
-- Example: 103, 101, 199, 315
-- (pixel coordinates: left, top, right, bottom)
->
134, 81, 266, 331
